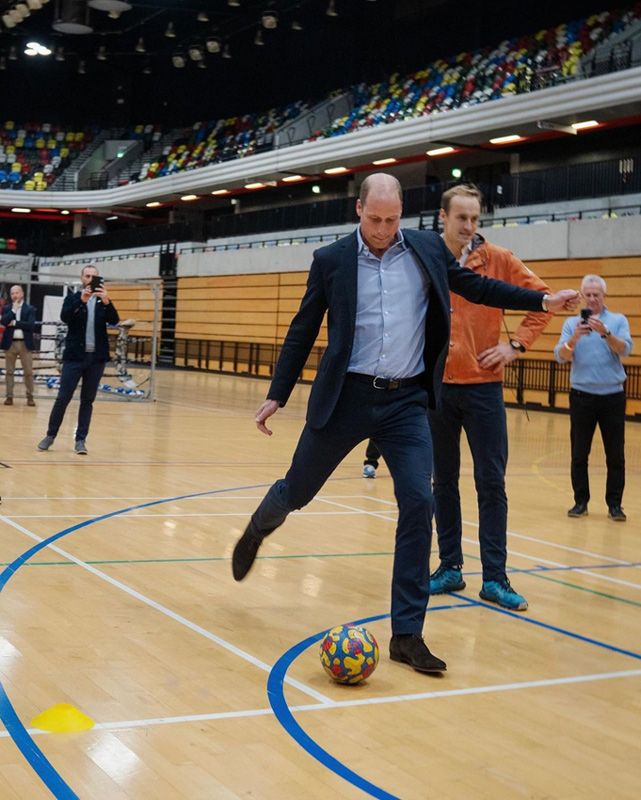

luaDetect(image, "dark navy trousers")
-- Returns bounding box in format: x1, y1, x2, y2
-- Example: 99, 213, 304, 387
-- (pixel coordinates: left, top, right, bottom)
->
428, 382, 509, 583
47, 354, 106, 441
250, 376, 433, 635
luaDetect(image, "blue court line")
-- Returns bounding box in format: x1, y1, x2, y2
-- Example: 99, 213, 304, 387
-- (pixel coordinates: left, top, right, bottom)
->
2, 485, 640, 799
267, 605, 467, 800
268, 596, 641, 799
454, 594, 641, 660
0, 481, 276, 800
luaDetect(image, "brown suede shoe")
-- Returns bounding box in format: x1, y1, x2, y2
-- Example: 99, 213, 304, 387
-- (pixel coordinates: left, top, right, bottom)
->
4, 397, 13, 406
27, 397, 36, 407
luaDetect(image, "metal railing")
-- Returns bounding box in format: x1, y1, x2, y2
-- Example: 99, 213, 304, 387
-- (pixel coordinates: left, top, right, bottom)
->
134, 340, 640, 417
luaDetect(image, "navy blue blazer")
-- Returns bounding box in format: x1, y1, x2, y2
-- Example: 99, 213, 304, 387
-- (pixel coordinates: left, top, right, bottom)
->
268, 228, 547, 429
1, 302, 37, 351
60, 291, 120, 362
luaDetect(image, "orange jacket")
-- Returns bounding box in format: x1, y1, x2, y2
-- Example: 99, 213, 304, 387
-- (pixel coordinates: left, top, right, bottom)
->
443, 235, 551, 384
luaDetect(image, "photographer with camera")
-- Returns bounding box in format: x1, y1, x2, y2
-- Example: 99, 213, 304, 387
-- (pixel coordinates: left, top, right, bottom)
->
38, 265, 119, 455
555, 274, 632, 521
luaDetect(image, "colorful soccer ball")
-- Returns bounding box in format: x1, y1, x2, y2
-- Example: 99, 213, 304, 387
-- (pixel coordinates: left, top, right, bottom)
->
319, 624, 379, 685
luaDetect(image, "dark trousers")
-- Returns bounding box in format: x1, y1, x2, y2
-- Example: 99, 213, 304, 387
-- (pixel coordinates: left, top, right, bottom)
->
250, 377, 433, 635
363, 439, 381, 468
47, 355, 106, 441
569, 389, 626, 507
428, 382, 508, 583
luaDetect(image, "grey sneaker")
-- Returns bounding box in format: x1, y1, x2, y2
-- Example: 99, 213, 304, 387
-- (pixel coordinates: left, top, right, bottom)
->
74, 440, 88, 455
37, 435, 55, 451
363, 464, 376, 478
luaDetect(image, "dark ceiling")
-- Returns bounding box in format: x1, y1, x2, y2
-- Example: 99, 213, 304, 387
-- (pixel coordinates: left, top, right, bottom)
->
0, 0, 618, 126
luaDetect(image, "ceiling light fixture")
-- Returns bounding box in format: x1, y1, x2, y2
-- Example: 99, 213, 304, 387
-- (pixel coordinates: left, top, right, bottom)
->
61, 209, 70, 215
282, 174, 304, 182
11, 207, 31, 213
146, 201, 161, 207
180, 194, 198, 201
326, 0, 338, 17
96, 44, 107, 61
205, 35, 221, 53
222, 43, 232, 59
254, 28, 264, 46
211, 189, 230, 195
54, 46, 65, 61
262, 7, 278, 29
372, 157, 397, 165
572, 120, 599, 130
244, 181, 265, 189
426, 146, 455, 156
488, 134, 523, 144
77, 59, 87, 74
88, 0, 132, 18
324, 166, 348, 174
227, 0, 240, 6
165, 21, 176, 38
188, 42, 204, 61
135, 36, 146, 54
197, 10, 209, 23
172, 51, 186, 68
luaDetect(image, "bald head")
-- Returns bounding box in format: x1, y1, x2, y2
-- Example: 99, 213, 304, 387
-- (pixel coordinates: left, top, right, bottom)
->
10, 285, 24, 303
359, 173, 403, 207
356, 173, 403, 257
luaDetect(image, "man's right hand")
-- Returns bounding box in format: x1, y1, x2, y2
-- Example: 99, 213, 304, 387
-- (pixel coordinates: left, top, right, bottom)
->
255, 399, 280, 436
81, 286, 93, 304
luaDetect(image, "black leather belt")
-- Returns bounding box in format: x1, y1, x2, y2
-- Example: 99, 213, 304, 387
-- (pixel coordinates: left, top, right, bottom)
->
346, 372, 424, 390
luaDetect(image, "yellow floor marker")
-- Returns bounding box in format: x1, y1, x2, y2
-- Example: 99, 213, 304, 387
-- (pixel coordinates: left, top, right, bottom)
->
31, 704, 95, 733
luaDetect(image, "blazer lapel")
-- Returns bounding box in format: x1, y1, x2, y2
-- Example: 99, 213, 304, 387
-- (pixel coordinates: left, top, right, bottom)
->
339, 231, 359, 333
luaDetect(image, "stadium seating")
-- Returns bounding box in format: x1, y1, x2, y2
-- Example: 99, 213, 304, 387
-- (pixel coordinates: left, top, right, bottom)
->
0, 121, 95, 190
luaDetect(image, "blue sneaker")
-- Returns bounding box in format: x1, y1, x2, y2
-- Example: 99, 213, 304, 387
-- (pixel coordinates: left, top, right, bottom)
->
362, 464, 376, 478
480, 579, 528, 611
429, 564, 465, 594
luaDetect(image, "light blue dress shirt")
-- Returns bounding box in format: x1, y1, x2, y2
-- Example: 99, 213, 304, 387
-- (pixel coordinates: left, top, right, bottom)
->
554, 307, 632, 394
347, 227, 431, 379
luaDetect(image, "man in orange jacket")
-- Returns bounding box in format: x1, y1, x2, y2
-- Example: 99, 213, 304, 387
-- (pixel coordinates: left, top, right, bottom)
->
428, 183, 551, 610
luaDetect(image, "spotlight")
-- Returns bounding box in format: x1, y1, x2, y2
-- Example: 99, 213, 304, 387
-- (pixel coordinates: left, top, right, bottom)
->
54, 46, 65, 61
254, 28, 264, 46
78, 59, 87, 74
262, 8, 278, 29
197, 10, 209, 22
188, 43, 204, 61
8, 46, 18, 61
165, 21, 176, 38
172, 51, 186, 68
96, 45, 107, 61
205, 35, 221, 54
135, 36, 146, 54
227, 0, 240, 6
326, 0, 338, 17
222, 42, 232, 59
2, 13, 17, 27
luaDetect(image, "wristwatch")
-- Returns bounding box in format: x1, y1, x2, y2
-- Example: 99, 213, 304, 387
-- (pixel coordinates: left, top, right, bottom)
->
510, 340, 526, 353
601, 328, 612, 339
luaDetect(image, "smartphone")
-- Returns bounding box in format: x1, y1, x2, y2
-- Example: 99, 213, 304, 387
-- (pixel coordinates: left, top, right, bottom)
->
580, 308, 592, 321
90, 275, 104, 292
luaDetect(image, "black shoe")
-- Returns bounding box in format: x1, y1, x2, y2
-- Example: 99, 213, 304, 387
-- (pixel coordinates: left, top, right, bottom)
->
389, 634, 446, 673
232, 522, 263, 581
608, 505, 627, 522
567, 503, 588, 518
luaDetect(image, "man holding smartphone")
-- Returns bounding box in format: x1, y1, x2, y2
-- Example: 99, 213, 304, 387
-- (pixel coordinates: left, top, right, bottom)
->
38, 265, 119, 454
555, 274, 632, 521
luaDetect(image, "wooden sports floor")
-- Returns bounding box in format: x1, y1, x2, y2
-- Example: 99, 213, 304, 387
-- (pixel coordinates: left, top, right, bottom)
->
1, 369, 640, 799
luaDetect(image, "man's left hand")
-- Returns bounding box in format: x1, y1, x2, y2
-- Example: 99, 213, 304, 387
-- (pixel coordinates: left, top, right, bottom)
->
545, 289, 580, 312
477, 342, 518, 371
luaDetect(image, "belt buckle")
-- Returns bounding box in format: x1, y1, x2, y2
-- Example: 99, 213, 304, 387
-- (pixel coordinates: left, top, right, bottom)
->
372, 376, 387, 390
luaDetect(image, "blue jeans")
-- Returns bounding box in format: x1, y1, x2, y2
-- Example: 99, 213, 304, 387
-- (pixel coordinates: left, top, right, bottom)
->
47, 355, 106, 441
428, 382, 508, 583
250, 376, 433, 635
